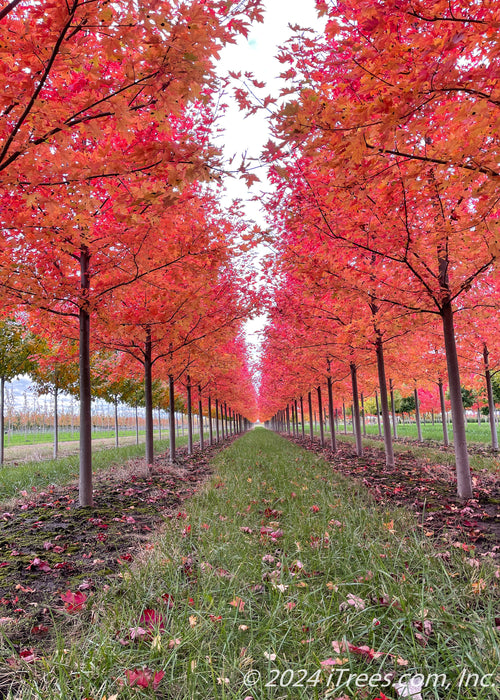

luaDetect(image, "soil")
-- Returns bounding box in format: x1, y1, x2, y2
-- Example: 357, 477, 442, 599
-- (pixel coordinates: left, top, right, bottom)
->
0, 440, 226, 665
285, 432, 500, 558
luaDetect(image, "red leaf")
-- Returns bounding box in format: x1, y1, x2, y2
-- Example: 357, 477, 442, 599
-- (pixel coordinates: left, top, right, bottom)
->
139, 608, 166, 630
60, 590, 87, 612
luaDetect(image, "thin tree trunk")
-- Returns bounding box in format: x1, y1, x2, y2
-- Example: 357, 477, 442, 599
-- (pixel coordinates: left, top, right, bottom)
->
308, 391, 314, 442
317, 386, 325, 447
79, 246, 93, 506
375, 391, 382, 437
53, 386, 59, 460
441, 302, 473, 498
484, 344, 498, 451
115, 398, 119, 448
343, 400, 347, 434
144, 329, 154, 468
300, 396, 305, 438
187, 376, 193, 454
389, 378, 398, 439
169, 374, 175, 462
208, 394, 213, 446
414, 386, 423, 442
375, 335, 394, 467
198, 386, 204, 449
294, 399, 299, 436
361, 393, 366, 436
135, 403, 139, 445
0, 376, 5, 466
215, 398, 220, 442
327, 376, 336, 452
350, 362, 363, 457
286, 404, 291, 434
438, 378, 449, 446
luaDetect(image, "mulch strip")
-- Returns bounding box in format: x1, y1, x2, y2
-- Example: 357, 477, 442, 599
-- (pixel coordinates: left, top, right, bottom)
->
284, 433, 500, 558
0, 439, 231, 656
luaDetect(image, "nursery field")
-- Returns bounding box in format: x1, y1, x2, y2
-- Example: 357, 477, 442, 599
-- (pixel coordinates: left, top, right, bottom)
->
0, 428, 498, 699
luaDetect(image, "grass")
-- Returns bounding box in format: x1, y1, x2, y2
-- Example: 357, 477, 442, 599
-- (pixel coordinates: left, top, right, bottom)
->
3, 427, 192, 447
0, 432, 210, 504
10, 428, 499, 699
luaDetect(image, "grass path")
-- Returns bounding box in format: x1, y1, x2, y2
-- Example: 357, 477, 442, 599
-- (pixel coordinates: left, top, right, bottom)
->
10, 428, 500, 699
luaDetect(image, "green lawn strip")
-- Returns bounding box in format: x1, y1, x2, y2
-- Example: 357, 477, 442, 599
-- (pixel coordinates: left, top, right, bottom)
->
0, 434, 205, 504
13, 428, 499, 699
4, 428, 193, 447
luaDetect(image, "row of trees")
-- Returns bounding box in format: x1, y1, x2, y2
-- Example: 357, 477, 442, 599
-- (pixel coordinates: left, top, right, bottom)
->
258, 0, 500, 499
0, 1, 263, 506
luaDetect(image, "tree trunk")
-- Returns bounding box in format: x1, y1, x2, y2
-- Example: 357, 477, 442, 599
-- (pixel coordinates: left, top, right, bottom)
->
350, 362, 363, 457
375, 391, 382, 437
317, 386, 325, 447
187, 376, 193, 454
300, 396, 305, 438
438, 378, 449, 446
414, 386, 423, 442
375, 335, 394, 467
79, 247, 93, 506
169, 374, 175, 462
327, 376, 336, 452
0, 376, 4, 466
115, 398, 119, 448
307, 391, 314, 442
144, 329, 154, 468
361, 393, 366, 436
343, 401, 347, 434
208, 394, 213, 446
135, 403, 139, 445
441, 301, 473, 498
53, 386, 59, 460
484, 344, 498, 451
294, 399, 299, 436
198, 386, 204, 449
215, 398, 220, 443
389, 378, 398, 439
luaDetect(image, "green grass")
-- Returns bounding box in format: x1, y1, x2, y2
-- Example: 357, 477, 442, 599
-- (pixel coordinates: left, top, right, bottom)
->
10, 428, 499, 699
3, 427, 190, 447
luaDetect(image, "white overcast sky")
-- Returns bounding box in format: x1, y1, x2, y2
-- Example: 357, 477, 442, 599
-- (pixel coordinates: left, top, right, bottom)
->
216, 1, 324, 361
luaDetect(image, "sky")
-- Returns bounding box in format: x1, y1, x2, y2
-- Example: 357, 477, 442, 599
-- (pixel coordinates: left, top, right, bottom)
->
216, 0, 324, 365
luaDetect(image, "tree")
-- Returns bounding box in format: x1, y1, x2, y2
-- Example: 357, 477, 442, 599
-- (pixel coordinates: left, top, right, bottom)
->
0, 318, 36, 464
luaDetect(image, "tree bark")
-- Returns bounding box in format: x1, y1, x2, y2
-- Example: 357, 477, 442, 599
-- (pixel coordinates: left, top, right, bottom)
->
414, 386, 423, 442
438, 378, 449, 447
114, 398, 119, 448
0, 376, 4, 466
389, 378, 398, 439
215, 398, 220, 442
361, 393, 366, 436
343, 400, 347, 434
198, 386, 204, 449
135, 403, 139, 445
441, 301, 473, 498
53, 386, 59, 459
208, 394, 213, 446
484, 344, 498, 451
79, 247, 93, 506
375, 391, 382, 437
327, 376, 336, 452
317, 386, 325, 447
300, 396, 305, 438
144, 328, 154, 467
187, 376, 193, 454
308, 391, 313, 442
350, 362, 363, 457
375, 334, 394, 466
169, 374, 175, 461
